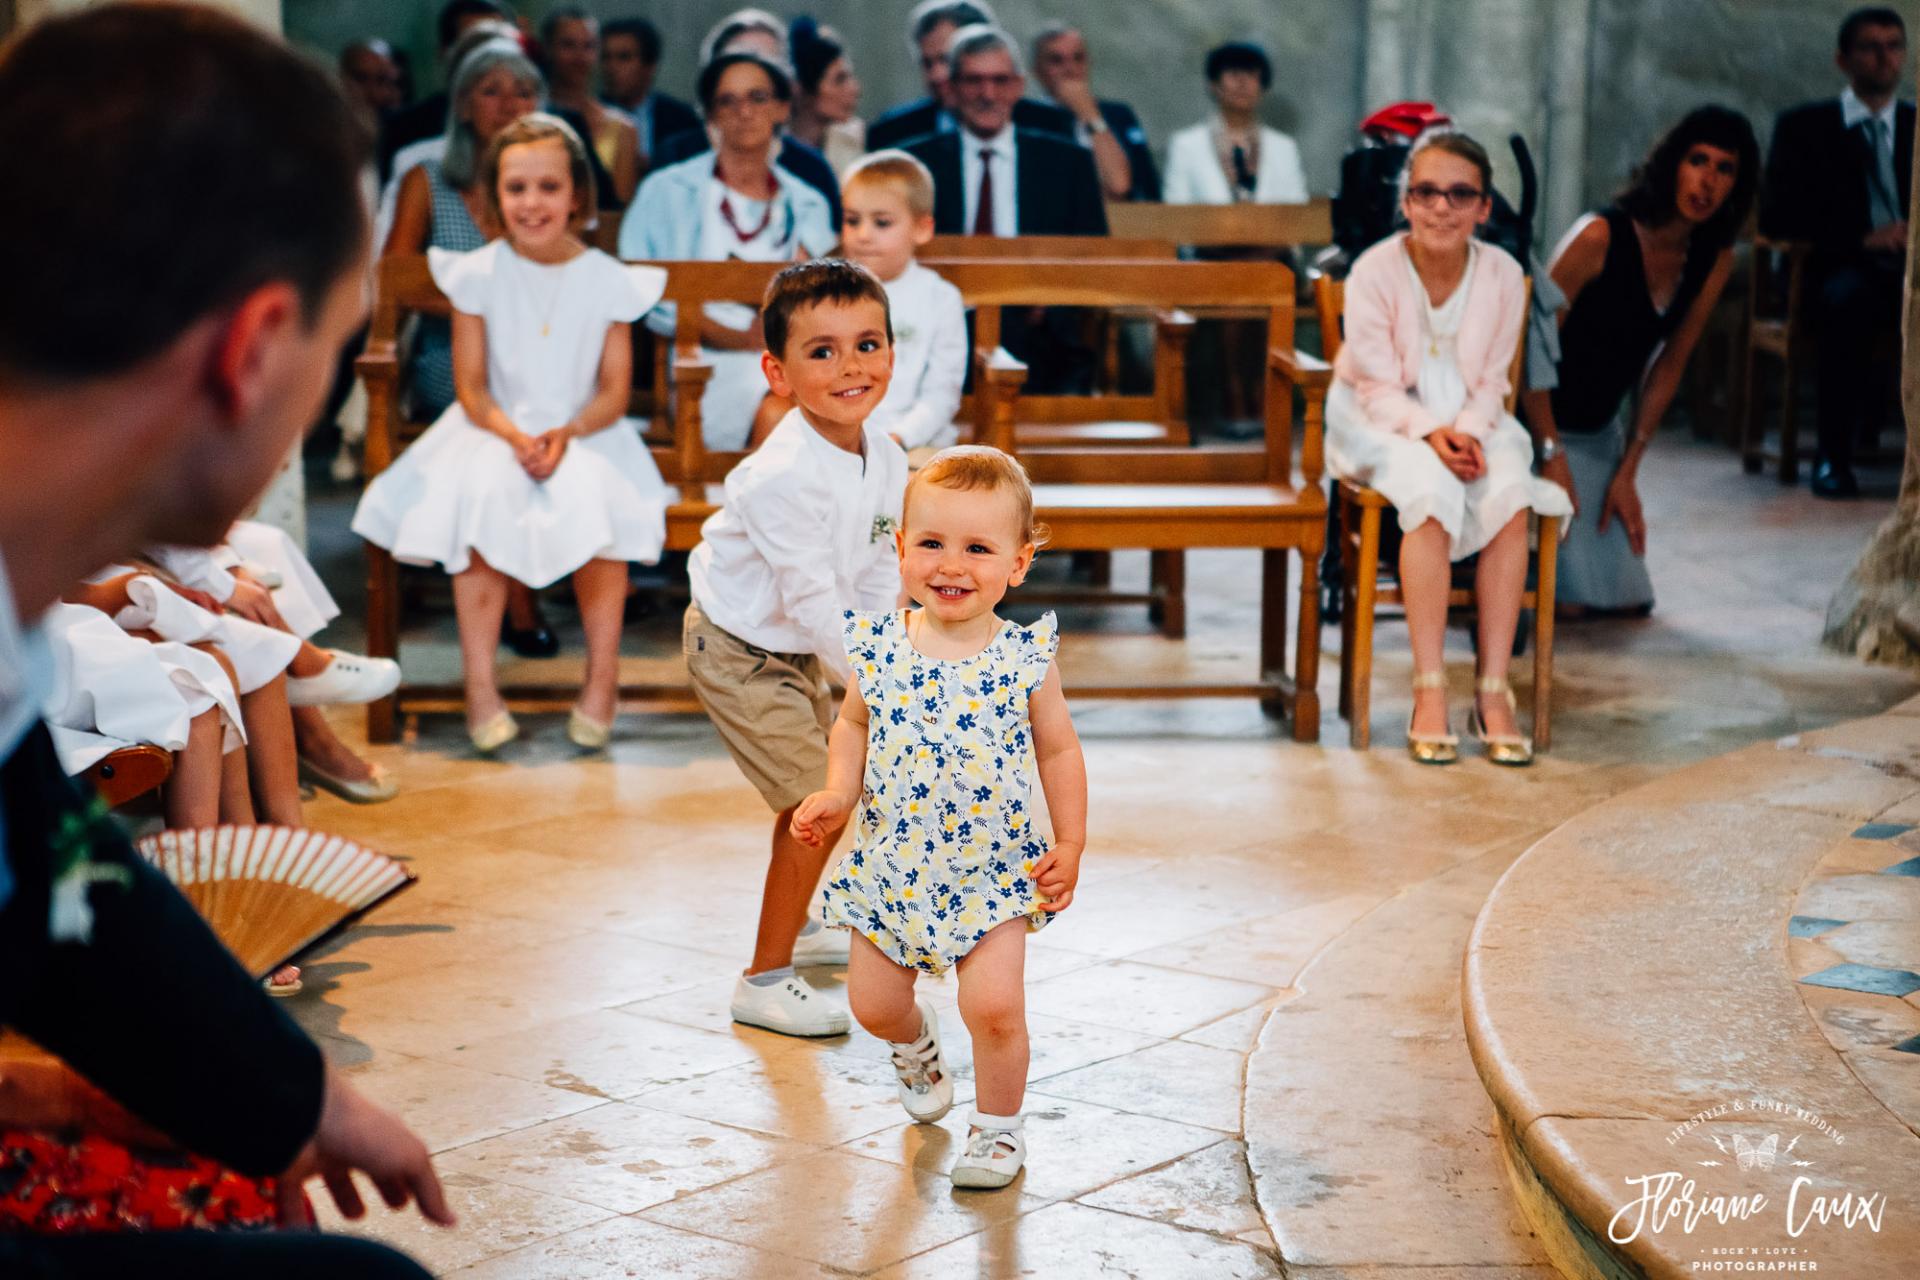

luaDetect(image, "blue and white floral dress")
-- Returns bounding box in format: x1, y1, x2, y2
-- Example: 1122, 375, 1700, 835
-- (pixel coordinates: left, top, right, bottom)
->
822, 608, 1061, 974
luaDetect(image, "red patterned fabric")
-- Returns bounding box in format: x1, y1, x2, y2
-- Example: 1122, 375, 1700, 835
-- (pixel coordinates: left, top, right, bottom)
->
0, 1129, 288, 1233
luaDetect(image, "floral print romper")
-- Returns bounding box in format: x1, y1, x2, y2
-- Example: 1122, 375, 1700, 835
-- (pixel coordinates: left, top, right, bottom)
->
821, 608, 1061, 974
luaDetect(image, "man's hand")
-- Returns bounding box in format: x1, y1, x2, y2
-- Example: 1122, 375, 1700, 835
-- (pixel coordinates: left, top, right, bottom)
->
224, 573, 290, 631
791, 790, 855, 847
1032, 843, 1083, 913
1427, 429, 1486, 483
276, 1065, 453, 1229
1540, 452, 1578, 516
1865, 220, 1909, 253
1597, 470, 1647, 556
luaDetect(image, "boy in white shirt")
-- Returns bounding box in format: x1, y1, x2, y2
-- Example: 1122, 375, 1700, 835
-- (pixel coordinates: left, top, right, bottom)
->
837, 151, 967, 456
686, 258, 910, 1037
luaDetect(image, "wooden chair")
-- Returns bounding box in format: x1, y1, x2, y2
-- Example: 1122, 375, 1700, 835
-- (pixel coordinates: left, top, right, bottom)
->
1315, 275, 1560, 752
1740, 236, 1813, 482
78, 744, 172, 809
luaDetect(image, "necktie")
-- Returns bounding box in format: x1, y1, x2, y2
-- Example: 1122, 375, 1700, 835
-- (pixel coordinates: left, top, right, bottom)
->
1866, 117, 1901, 229
1232, 144, 1256, 199
973, 148, 996, 236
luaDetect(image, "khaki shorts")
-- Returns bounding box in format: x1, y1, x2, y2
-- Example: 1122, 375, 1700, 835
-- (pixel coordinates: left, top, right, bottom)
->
683, 600, 832, 813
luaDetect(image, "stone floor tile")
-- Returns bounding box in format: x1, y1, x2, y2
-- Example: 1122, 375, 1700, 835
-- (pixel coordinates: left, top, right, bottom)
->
1821, 919, 1920, 970
449, 1214, 842, 1278
1023, 960, 1275, 1038
1031, 1039, 1246, 1133
432, 1009, 762, 1100
845, 1095, 1223, 1205
437, 1099, 816, 1214
869, 1201, 1282, 1278
1076, 1137, 1269, 1241
313, 1169, 613, 1274
330, 1054, 604, 1154
1143, 892, 1380, 984
638, 1147, 1045, 1273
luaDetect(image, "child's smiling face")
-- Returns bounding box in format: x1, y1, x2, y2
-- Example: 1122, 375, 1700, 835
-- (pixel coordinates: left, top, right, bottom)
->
841, 180, 932, 283
897, 482, 1034, 626
497, 137, 579, 256
761, 296, 894, 433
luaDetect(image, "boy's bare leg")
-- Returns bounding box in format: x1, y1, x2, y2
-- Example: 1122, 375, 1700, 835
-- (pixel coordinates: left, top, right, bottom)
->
956, 920, 1029, 1116
164, 708, 225, 829
242, 673, 303, 826
847, 932, 922, 1043
748, 805, 845, 974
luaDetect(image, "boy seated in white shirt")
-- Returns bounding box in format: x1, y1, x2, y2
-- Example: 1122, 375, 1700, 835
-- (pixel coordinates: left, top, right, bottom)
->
685, 258, 909, 1038
747, 151, 967, 458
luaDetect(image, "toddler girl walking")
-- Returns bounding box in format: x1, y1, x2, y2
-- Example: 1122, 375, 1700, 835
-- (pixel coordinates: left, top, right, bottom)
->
354, 113, 669, 752
792, 447, 1088, 1189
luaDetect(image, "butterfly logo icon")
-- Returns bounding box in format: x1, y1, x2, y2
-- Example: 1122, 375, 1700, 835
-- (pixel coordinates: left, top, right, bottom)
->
1733, 1133, 1779, 1171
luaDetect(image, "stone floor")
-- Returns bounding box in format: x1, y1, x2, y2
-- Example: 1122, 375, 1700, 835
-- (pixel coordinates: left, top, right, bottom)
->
286, 435, 1914, 1277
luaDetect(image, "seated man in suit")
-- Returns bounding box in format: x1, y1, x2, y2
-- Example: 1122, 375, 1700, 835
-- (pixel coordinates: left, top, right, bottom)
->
649, 8, 843, 222
906, 25, 1108, 390
600, 16, 699, 168
1763, 5, 1912, 498
868, 0, 1076, 150
1030, 22, 1158, 201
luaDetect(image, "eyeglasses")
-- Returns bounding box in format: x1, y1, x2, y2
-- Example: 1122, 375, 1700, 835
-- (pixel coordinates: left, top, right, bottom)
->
1406, 183, 1485, 210
712, 89, 774, 113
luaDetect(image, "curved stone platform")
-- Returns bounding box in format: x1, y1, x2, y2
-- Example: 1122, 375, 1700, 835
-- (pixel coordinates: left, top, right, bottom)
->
1462, 701, 1920, 1279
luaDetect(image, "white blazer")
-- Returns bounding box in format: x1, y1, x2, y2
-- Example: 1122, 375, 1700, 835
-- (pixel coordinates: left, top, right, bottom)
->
1162, 120, 1308, 204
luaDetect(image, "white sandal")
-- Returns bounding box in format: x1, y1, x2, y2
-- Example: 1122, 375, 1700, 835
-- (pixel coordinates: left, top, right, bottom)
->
951, 1117, 1025, 1189
889, 997, 953, 1124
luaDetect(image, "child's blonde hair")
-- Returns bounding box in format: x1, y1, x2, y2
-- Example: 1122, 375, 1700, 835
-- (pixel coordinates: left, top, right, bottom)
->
904, 446, 1050, 548
842, 149, 937, 219
480, 112, 597, 234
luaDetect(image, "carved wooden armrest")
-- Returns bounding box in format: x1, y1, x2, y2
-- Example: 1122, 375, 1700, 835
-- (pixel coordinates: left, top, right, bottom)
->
1269, 346, 1332, 391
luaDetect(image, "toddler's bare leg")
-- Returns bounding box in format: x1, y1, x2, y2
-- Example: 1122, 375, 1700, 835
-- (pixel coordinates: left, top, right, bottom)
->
956, 920, 1030, 1116
570, 558, 627, 723
748, 804, 845, 975
848, 932, 922, 1043
452, 552, 511, 728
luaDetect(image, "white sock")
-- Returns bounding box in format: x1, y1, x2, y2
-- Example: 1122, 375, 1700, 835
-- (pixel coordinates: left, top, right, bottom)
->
798, 919, 822, 937
745, 965, 795, 988
970, 1109, 1022, 1132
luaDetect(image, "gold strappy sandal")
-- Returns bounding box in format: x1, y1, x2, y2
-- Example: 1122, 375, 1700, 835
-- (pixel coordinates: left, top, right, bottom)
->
1468, 677, 1534, 767
1407, 670, 1458, 765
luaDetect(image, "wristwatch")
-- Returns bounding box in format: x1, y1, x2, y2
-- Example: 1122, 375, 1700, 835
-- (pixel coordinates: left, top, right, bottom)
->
1083, 115, 1110, 136
1536, 436, 1561, 464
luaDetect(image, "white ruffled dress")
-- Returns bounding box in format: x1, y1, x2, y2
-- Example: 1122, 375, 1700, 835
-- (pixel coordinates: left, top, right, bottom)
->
352, 242, 671, 588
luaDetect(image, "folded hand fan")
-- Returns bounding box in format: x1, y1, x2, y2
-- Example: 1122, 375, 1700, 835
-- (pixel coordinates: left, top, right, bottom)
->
134, 825, 415, 977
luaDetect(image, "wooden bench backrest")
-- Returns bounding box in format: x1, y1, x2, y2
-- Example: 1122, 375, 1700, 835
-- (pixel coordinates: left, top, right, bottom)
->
924, 234, 1176, 260
1106, 198, 1333, 247
1314, 273, 1528, 415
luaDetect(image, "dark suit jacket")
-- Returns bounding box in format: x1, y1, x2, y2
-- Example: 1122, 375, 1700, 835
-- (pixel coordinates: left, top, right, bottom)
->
1762, 97, 1915, 257
378, 91, 448, 181
637, 91, 700, 162
868, 95, 1077, 151
1098, 99, 1159, 202
651, 128, 842, 225
906, 128, 1109, 236
0, 724, 324, 1177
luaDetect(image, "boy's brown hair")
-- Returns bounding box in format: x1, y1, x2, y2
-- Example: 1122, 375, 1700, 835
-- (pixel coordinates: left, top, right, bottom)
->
761, 258, 893, 359
904, 445, 1050, 548
481, 112, 597, 233
842, 149, 937, 219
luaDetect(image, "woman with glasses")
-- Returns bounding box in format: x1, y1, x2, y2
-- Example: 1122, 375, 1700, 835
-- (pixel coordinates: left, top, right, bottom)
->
618, 52, 837, 449
1522, 106, 1756, 617
1326, 130, 1572, 766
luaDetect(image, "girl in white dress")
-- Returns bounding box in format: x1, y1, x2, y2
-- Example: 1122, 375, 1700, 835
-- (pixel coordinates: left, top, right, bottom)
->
354, 114, 670, 753
1325, 131, 1571, 766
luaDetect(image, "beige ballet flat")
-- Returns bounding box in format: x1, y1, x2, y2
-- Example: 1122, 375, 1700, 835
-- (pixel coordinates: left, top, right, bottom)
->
1407, 670, 1458, 765
469, 710, 519, 755
1469, 677, 1534, 767
567, 706, 612, 750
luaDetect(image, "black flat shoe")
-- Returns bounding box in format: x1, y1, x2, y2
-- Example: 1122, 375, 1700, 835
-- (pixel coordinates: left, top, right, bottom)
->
1812, 459, 1860, 499
501, 619, 559, 657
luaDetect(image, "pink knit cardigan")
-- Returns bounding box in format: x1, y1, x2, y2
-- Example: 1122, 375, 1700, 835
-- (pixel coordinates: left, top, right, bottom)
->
1331, 232, 1526, 442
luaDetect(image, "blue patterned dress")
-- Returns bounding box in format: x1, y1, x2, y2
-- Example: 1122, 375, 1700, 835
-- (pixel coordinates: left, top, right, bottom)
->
822, 608, 1061, 974
408, 159, 487, 419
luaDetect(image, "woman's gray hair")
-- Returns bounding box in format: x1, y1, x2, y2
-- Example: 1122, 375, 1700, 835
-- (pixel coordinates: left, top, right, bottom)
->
946, 23, 1022, 78
442, 38, 545, 189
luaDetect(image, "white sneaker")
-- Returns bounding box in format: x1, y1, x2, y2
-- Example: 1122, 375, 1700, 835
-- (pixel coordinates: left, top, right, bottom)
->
890, 997, 954, 1123
730, 973, 850, 1037
951, 1121, 1026, 1189
286, 651, 401, 707
792, 924, 850, 966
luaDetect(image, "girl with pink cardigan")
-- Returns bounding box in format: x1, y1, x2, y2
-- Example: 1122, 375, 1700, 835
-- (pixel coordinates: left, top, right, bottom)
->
1326, 131, 1572, 767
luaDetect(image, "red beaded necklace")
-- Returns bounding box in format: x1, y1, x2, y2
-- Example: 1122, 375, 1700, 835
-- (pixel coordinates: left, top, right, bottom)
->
715, 156, 780, 243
